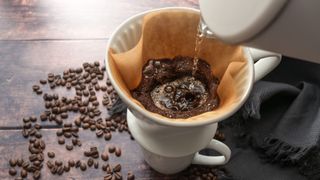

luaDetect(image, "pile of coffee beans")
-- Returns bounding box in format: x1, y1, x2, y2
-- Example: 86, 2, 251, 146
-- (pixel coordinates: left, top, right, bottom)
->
8, 60, 227, 180
8, 61, 134, 180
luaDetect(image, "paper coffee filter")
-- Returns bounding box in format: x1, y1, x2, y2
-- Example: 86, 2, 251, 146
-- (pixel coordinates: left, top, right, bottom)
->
108, 10, 247, 122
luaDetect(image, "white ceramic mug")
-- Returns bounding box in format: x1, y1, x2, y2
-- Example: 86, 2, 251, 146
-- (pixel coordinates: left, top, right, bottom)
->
106, 7, 281, 174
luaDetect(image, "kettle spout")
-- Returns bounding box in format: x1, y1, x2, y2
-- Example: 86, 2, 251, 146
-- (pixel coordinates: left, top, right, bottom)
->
199, 16, 216, 39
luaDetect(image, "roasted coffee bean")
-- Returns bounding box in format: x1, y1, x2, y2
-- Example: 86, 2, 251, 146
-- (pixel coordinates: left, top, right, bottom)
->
50, 166, 57, 174
74, 118, 82, 126
36, 89, 43, 94
8, 168, 17, 176
102, 164, 108, 171
64, 132, 72, 138
47, 152, 55, 158
39, 139, 46, 149
32, 85, 40, 91
37, 154, 44, 162
115, 147, 122, 157
57, 166, 64, 175
35, 132, 42, 138
22, 161, 30, 169
108, 145, 116, 153
22, 129, 29, 138
101, 152, 109, 161
46, 160, 54, 169
23, 122, 32, 129
56, 129, 63, 136
94, 161, 99, 169
87, 158, 94, 167
104, 174, 113, 180
72, 132, 79, 138
114, 172, 122, 180
64, 160, 73, 169
127, 171, 135, 180
33, 170, 41, 179
30, 116, 37, 122
61, 113, 68, 119
29, 128, 37, 136
96, 130, 104, 137
90, 125, 96, 131
80, 162, 87, 171
66, 144, 73, 151
39, 79, 47, 84
29, 154, 38, 162
113, 164, 121, 172
58, 137, 65, 144
20, 169, 28, 178
64, 165, 70, 172
17, 158, 24, 167
40, 113, 47, 121
104, 133, 112, 141
9, 158, 17, 167
23, 117, 30, 123
55, 116, 63, 125
55, 160, 63, 166
72, 138, 78, 146
92, 100, 99, 106
33, 160, 41, 166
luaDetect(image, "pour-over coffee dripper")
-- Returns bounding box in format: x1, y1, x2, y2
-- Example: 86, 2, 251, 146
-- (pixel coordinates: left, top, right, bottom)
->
106, 7, 281, 174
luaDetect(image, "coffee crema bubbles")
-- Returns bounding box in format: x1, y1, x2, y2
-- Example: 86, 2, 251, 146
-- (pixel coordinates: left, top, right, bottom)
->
131, 56, 219, 119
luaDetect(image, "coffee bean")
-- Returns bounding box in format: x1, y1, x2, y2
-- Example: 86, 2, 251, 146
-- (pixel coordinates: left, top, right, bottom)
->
36, 89, 43, 94
22, 161, 30, 169
17, 158, 24, 167
104, 174, 113, 180
87, 158, 94, 167
22, 129, 29, 138
108, 145, 116, 153
56, 129, 63, 136
115, 147, 122, 157
23, 122, 32, 129
64, 164, 70, 172
102, 164, 107, 171
80, 162, 87, 171
8, 168, 17, 176
94, 161, 99, 169
33, 170, 41, 179
96, 130, 104, 137
39, 139, 46, 149
47, 152, 55, 158
90, 125, 96, 131
9, 158, 17, 167
40, 113, 47, 121
57, 166, 64, 175
30, 116, 37, 122
32, 85, 40, 91
66, 144, 73, 151
39, 79, 47, 84
20, 169, 28, 178
101, 152, 109, 161
113, 164, 121, 172
127, 171, 135, 180
29, 154, 38, 162
68, 160, 75, 167
55, 160, 63, 166
58, 137, 65, 144
114, 172, 122, 180
35, 131, 42, 138
104, 133, 112, 141
50, 166, 57, 174
33, 160, 41, 166
61, 113, 68, 119
55, 116, 63, 125
34, 123, 41, 129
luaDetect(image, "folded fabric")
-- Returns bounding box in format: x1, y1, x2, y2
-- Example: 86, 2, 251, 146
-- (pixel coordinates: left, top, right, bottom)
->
219, 80, 320, 180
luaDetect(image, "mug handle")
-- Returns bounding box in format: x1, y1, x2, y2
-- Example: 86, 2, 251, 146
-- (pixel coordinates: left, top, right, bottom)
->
248, 48, 282, 82
191, 139, 231, 165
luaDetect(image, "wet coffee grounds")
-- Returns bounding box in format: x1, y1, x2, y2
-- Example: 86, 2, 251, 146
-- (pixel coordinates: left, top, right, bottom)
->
132, 56, 219, 118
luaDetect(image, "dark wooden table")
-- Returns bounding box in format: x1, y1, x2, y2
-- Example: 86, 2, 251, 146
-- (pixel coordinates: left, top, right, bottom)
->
0, 0, 201, 179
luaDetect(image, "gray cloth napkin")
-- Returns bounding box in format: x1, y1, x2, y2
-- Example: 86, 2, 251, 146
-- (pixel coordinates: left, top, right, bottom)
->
218, 57, 320, 180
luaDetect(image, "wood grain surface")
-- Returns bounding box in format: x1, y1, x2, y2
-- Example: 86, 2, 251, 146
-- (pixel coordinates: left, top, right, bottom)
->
0, 0, 211, 179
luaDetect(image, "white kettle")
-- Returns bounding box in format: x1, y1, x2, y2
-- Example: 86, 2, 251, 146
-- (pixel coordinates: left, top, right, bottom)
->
199, 0, 320, 63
